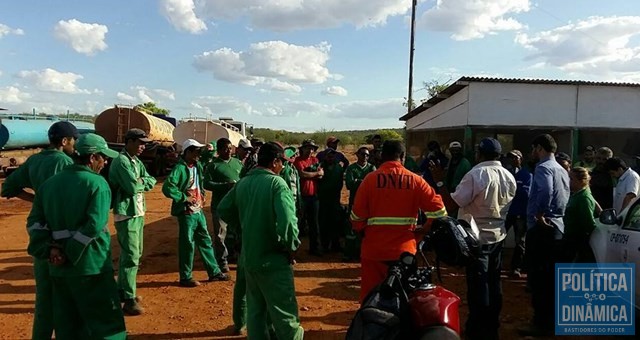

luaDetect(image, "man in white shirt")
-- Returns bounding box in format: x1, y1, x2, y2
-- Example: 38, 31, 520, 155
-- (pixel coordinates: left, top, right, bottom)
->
605, 157, 640, 213
443, 137, 516, 340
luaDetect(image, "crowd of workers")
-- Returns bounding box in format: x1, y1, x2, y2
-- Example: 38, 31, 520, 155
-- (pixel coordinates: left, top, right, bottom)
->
2, 120, 639, 339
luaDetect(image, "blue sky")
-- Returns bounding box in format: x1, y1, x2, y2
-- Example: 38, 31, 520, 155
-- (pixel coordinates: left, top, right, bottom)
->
1, 0, 639, 132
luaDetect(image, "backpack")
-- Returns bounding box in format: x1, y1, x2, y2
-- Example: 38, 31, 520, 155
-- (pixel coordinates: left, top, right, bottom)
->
346, 283, 409, 340
427, 216, 479, 267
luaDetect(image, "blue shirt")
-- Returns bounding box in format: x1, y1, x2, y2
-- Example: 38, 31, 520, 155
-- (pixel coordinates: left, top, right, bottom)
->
527, 155, 570, 232
508, 167, 532, 216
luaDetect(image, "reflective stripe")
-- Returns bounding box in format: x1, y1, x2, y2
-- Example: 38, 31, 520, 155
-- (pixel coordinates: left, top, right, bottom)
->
367, 217, 418, 225
27, 222, 49, 234
350, 211, 365, 222
51, 225, 109, 241
424, 207, 448, 218
73, 232, 93, 246
52, 230, 73, 240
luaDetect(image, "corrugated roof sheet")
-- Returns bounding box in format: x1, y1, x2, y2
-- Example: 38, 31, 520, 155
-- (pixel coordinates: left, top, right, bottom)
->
399, 76, 640, 121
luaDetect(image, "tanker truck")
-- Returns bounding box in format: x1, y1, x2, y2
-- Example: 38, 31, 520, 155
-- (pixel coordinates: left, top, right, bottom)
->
173, 116, 254, 151
94, 105, 178, 176
0, 114, 95, 175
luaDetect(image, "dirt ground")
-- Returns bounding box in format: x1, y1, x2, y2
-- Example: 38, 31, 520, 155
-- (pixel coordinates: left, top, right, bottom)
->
0, 148, 616, 339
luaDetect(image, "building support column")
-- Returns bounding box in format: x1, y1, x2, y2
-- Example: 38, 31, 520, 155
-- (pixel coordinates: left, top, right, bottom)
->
571, 128, 580, 164
463, 126, 473, 160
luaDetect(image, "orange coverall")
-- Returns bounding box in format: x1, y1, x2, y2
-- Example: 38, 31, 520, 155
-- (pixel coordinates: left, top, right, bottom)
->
350, 161, 447, 302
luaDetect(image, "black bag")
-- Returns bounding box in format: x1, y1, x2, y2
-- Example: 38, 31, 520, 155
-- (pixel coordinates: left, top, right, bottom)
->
346, 284, 408, 340
428, 216, 479, 267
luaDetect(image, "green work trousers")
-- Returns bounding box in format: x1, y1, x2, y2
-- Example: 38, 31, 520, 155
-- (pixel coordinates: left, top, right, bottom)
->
245, 264, 304, 340
32, 258, 54, 340
233, 260, 247, 332
115, 216, 144, 300
51, 271, 126, 340
177, 211, 222, 281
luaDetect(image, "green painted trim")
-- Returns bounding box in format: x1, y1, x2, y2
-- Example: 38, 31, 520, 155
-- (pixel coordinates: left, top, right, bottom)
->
571, 128, 580, 163
464, 126, 473, 160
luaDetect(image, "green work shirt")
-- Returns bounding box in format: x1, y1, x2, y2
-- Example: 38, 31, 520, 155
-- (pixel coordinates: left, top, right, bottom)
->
280, 162, 302, 210
162, 159, 207, 216
108, 151, 156, 217
203, 157, 243, 209
446, 157, 472, 192
26, 165, 113, 277
217, 168, 300, 271
404, 156, 420, 173
564, 187, 597, 237
318, 162, 344, 201
1, 149, 73, 198
345, 162, 376, 205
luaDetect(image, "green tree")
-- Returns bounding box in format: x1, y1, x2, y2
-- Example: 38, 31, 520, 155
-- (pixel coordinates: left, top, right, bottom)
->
422, 80, 449, 99
135, 102, 171, 116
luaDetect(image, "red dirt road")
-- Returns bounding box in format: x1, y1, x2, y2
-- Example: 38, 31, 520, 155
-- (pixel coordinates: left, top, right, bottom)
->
0, 176, 613, 340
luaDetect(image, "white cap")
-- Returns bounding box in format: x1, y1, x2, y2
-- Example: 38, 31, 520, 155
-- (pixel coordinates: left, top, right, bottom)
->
238, 138, 253, 149
449, 141, 462, 149
182, 139, 205, 153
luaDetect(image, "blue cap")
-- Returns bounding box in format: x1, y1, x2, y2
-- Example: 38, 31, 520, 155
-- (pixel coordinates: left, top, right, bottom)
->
478, 138, 502, 154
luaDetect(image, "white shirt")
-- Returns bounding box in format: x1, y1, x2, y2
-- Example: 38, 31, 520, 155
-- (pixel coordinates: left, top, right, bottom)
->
450, 160, 517, 244
613, 168, 640, 213
114, 157, 145, 222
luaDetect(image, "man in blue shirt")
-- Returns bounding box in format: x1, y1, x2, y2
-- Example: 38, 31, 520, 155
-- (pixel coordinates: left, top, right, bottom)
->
504, 150, 532, 278
520, 134, 570, 337
419, 141, 449, 191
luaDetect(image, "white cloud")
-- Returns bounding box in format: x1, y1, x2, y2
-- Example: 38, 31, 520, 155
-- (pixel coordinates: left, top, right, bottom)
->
516, 16, 640, 81
160, 0, 409, 33
53, 19, 108, 56
159, 0, 207, 34
197, 0, 410, 31
17, 68, 90, 94
194, 41, 333, 91
0, 86, 31, 104
117, 92, 136, 102
191, 96, 257, 116
322, 86, 348, 96
0, 23, 24, 38
117, 86, 176, 103
419, 0, 530, 40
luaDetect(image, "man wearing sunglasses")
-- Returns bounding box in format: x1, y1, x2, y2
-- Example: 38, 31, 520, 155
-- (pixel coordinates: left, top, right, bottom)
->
1, 120, 79, 339
26, 133, 127, 339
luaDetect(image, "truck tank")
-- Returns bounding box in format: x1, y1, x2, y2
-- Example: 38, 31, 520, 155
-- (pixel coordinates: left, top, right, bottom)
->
94, 106, 175, 147
173, 119, 245, 149
0, 117, 95, 150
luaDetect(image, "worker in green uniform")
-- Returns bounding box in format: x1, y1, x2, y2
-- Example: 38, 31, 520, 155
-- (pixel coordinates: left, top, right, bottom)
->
203, 137, 244, 271
282, 146, 303, 210
26, 133, 126, 339
218, 142, 304, 340
200, 140, 217, 166
404, 154, 420, 173
1, 121, 78, 340
162, 139, 230, 287
318, 148, 345, 252
343, 146, 376, 262
108, 128, 157, 315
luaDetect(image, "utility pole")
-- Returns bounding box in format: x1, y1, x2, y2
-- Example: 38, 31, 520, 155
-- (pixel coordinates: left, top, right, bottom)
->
407, 0, 418, 115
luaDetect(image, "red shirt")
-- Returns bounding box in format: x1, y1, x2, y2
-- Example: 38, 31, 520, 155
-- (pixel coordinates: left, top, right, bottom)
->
294, 156, 320, 197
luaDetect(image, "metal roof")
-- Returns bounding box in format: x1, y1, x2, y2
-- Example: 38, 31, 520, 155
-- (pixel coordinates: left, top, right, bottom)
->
399, 76, 640, 121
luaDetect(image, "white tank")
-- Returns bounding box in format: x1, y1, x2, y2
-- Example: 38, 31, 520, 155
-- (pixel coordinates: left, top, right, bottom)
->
173, 119, 245, 150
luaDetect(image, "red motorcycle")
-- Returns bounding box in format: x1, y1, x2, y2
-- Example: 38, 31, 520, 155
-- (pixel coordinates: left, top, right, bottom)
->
347, 228, 463, 339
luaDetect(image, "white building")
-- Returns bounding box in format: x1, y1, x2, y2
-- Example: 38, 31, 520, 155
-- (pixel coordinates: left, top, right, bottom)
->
401, 77, 640, 163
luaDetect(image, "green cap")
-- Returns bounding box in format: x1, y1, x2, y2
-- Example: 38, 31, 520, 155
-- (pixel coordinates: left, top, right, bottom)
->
75, 133, 119, 158
284, 147, 297, 159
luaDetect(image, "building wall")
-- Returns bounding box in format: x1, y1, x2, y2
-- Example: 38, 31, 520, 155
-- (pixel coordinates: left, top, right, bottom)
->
577, 86, 640, 129
468, 82, 577, 127
406, 87, 469, 131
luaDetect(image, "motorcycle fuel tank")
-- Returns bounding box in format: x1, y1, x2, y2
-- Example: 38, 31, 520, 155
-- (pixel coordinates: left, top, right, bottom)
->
408, 285, 461, 334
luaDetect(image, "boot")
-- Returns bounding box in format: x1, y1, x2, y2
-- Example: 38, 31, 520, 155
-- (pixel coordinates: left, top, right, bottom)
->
122, 298, 144, 316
